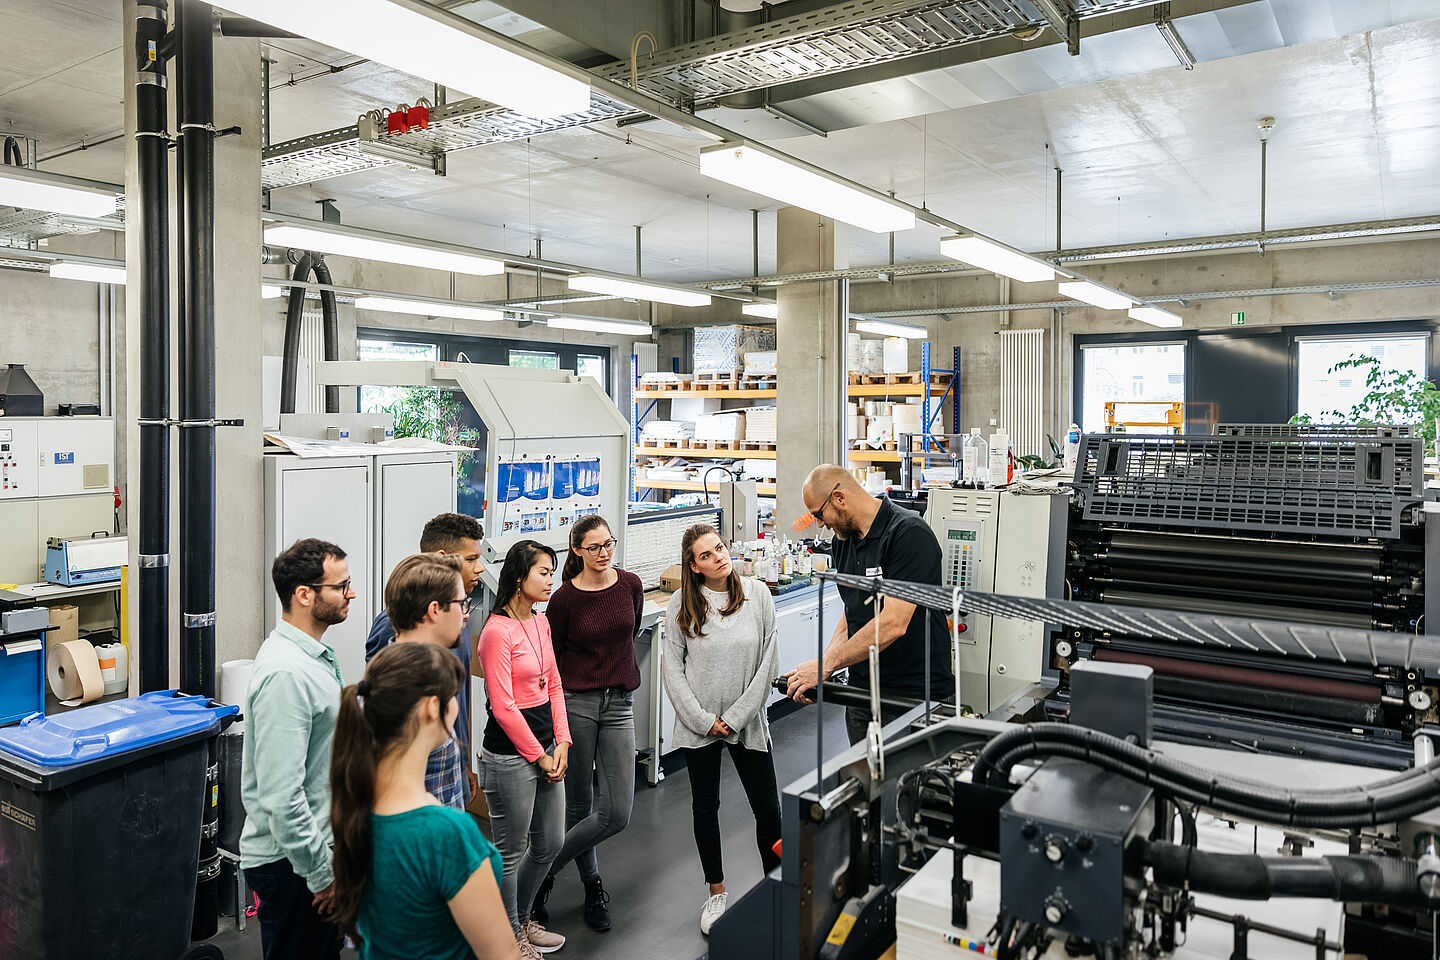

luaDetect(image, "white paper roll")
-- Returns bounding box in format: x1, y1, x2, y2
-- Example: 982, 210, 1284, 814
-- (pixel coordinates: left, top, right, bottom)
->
48, 639, 105, 706
221, 659, 256, 732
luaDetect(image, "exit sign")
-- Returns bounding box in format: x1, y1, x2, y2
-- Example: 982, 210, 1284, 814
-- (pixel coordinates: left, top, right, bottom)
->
1230, 312, 1246, 326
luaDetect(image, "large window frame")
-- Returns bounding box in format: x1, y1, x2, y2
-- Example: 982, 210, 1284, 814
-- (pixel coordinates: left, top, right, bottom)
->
1074, 319, 1439, 431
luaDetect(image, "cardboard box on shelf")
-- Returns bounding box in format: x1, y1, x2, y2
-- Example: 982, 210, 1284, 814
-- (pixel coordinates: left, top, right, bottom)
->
47, 604, 78, 651
660, 564, 685, 592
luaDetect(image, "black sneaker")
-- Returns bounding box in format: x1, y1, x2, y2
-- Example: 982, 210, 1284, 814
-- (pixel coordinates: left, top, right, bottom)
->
529, 871, 555, 925
583, 877, 612, 932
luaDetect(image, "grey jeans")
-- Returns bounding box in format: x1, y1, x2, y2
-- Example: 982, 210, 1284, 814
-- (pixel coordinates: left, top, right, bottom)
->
480, 746, 566, 929
552, 687, 636, 883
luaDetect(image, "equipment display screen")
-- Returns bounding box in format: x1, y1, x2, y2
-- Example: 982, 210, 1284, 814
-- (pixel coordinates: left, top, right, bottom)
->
948, 529, 977, 541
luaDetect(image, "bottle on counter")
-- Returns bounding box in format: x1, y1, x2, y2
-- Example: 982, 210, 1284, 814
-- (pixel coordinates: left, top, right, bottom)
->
1064, 422, 1081, 472
799, 545, 814, 577
964, 427, 988, 485
988, 429, 1012, 486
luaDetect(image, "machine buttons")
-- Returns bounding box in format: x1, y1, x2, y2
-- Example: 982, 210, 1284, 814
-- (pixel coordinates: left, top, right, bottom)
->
1043, 835, 1068, 863
1075, 834, 1095, 854
1020, 820, 1038, 840
1043, 896, 1069, 924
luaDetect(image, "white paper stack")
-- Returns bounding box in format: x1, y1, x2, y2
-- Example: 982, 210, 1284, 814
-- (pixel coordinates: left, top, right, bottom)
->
744, 406, 778, 443
742, 351, 778, 377
739, 458, 777, 480
641, 420, 695, 441
640, 371, 692, 386
694, 412, 745, 443
883, 336, 910, 374
670, 397, 722, 421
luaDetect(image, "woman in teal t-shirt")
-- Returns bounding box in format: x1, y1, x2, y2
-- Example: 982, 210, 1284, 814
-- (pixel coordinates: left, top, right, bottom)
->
330, 641, 519, 960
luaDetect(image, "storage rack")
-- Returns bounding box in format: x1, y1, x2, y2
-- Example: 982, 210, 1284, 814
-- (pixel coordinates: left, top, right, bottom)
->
630, 342, 960, 500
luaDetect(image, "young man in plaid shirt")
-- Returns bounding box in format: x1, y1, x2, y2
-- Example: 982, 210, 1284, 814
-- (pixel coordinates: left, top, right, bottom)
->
370, 552, 474, 808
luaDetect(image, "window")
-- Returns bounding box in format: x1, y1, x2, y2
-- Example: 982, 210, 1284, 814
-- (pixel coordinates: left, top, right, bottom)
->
358, 338, 439, 413
576, 354, 605, 385
1079, 342, 1185, 433
508, 350, 559, 370
1296, 335, 1428, 422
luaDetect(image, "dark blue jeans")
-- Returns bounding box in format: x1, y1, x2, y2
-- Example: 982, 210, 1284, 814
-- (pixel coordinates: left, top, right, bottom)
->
243, 858, 342, 960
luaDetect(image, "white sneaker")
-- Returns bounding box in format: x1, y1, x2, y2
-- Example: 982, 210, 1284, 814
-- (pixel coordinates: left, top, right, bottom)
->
699, 892, 728, 935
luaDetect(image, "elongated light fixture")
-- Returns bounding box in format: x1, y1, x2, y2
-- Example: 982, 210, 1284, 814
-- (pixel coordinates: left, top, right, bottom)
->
264, 221, 505, 277
741, 302, 778, 319
0, 166, 118, 218
855, 319, 927, 339
567, 275, 711, 308
50, 261, 126, 284
1129, 305, 1183, 328
939, 234, 1056, 283
355, 295, 501, 322
261, 283, 284, 299
210, 0, 589, 118
1156, 15, 1197, 70
545, 316, 653, 336
1059, 279, 1134, 311
699, 142, 915, 235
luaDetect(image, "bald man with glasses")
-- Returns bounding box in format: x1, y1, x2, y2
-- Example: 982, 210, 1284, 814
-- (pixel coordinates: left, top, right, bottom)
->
785, 465, 953, 745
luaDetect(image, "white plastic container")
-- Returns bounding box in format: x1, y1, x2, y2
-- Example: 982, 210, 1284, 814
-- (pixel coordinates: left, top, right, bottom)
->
1064, 422, 1081, 472
962, 428, 988, 484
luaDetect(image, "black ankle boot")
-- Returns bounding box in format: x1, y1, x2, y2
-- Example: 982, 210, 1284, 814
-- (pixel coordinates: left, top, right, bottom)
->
529, 871, 555, 925
583, 877, 612, 932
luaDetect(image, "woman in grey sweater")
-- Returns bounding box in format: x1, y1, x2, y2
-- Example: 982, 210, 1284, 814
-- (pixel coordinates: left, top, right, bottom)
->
662, 524, 782, 937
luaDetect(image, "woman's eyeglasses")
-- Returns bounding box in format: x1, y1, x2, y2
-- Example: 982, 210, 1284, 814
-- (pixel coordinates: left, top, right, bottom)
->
580, 539, 619, 556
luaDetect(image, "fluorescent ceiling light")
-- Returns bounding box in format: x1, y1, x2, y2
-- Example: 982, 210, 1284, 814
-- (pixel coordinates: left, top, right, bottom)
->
1059, 279, 1134, 311
567, 275, 711, 308
741, 302, 778, 319
49, 261, 126, 285
855, 319, 927, 339
0, 167, 118, 218
1156, 16, 1196, 70
355, 296, 501, 322
264, 221, 504, 277
212, 0, 589, 119
545, 316, 653, 336
699, 142, 915, 235
261, 284, 284, 299
939, 234, 1055, 283
1129, 305, 1183, 328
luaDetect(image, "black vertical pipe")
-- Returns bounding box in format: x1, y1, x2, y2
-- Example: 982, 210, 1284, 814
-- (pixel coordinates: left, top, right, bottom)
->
135, 1, 171, 693
312, 257, 341, 413
279, 252, 313, 414
176, 0, 217, 700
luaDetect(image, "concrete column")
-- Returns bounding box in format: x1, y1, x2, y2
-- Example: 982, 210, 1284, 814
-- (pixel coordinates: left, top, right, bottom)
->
124, 3, 264, 687
774, 207, 848, 526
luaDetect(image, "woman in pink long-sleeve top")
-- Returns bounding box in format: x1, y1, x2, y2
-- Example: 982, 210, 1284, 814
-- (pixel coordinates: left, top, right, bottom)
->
478, 540, 572, 958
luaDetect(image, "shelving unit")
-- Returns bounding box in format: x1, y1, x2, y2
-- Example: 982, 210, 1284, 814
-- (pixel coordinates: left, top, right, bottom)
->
630, 342, 961, 500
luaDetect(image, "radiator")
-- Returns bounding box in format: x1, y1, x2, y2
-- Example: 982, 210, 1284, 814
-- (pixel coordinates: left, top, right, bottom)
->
998, 328, 1045, 460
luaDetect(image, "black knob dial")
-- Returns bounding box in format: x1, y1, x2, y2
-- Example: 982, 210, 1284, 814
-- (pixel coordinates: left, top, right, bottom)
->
1043, 835, 1068, 863
1075, 833, 1095, 854
1020, 820, 1038, 840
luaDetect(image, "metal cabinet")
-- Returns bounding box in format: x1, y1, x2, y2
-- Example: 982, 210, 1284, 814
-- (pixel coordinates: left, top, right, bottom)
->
770, 585, 843, 706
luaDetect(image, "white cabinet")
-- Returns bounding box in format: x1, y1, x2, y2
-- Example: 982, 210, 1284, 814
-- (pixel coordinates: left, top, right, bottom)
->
373, 453, 458, 604
770, 586, 843, 705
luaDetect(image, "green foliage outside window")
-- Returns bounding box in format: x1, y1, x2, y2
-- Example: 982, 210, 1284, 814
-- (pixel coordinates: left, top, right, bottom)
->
1293, 355, 1440, 453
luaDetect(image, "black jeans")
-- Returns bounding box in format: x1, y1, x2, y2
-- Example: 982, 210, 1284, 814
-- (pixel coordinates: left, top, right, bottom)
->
845, 702, 922, 745
683, 740, 783, 885
243, 858, 342, 960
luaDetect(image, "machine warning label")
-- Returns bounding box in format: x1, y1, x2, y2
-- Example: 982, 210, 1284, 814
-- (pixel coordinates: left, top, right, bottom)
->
54, 452, 74, 464
1, 800, 36, 832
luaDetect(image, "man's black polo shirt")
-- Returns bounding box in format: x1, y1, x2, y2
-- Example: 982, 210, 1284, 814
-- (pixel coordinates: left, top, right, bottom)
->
830, 496, 953, 700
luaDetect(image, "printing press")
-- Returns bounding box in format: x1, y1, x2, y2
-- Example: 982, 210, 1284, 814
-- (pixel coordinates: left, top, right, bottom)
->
708, 430, 1440, 960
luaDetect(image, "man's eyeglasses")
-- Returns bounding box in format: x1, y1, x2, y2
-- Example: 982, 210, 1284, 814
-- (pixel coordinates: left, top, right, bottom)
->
810, 483, 841, 523
580, 539, 619, 556
308, 579, 353, 595
439, 597, 473, 615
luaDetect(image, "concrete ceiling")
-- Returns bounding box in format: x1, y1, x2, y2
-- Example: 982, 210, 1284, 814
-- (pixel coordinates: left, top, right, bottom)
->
5, 0, 1440, 283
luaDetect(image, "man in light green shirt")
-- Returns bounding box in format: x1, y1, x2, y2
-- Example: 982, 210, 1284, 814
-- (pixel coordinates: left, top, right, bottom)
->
240, 538, 354, 960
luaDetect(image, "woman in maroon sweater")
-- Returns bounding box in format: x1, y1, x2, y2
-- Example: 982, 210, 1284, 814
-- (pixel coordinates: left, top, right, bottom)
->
528, 514, 644, 933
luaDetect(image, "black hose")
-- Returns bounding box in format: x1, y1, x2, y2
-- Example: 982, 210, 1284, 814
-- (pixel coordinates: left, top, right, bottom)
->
1141, 839, 1430, 908
311, 257, 340, 413
280, 252, 313, 415
975, 722, 1440, 829
4, 137, 20, 166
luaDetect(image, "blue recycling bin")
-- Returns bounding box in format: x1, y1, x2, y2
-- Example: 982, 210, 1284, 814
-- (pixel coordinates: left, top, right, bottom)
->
0, 691, 238, 960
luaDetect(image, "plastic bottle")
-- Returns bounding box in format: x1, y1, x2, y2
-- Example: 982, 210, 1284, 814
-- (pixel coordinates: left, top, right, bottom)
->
988, 429, 1011, 486
967, 428, 988, 485
800, 546, 813, 577
1064, 422, 1081, 472
765, 547, 780, 590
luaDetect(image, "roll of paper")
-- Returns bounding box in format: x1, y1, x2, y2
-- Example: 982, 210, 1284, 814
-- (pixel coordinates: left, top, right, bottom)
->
220, 659, 256, 732
48, 639, 105, 706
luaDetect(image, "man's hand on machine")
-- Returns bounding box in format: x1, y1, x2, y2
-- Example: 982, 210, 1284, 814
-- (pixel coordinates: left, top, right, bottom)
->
784, 660, 821, 703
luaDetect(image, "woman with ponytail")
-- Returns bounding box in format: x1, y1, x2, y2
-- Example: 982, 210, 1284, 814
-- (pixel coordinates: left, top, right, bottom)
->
330, 642, 518, 960
527, 514, 643, 932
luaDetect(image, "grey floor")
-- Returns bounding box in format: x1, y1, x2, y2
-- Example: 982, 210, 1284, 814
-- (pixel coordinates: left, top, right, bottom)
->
210, 701, 848, 960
